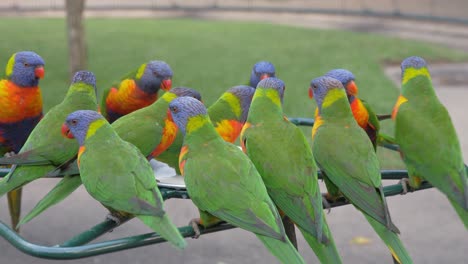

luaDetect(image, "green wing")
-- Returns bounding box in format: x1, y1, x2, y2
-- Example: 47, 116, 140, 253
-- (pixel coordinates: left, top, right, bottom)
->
396, 102, 467, 208
242, 119, 324, 238
184, 140, 284, 240
361, 99, 380, 132
80, 133, 163, 216
313, 121, 398, 232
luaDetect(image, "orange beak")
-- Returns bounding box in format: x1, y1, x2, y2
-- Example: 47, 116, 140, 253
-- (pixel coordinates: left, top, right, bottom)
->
161, 79, 172, 91
346, 81, 358, 96
35, 66, 45, 79
308, 86, 314, 99
260, 73, 270, 80
61, 123, 74, 139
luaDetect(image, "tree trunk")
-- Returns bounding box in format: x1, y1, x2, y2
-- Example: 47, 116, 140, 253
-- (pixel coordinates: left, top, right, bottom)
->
65, 0, 86, 80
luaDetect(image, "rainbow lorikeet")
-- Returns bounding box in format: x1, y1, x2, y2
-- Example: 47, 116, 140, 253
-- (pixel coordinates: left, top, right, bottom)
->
241, 77, 342, 263
62, 110, 186, 249
17, 87, 201, 227
249, 61, 276, 88
101, 60, 173, 123
156, 85, 255, 174
170, 96, 304, 264
393, 56, 468, 228
0, 51, 45, 231
0, 71, 97, 230
310, 76, 413, 264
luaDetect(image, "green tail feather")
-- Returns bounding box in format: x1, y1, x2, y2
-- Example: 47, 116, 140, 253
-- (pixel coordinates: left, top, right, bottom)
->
365, 215, 413, 264
449, 198, 468, 229
137, 214, 186, 249
256, 234, 305, 264
0, 166, 55, 196
18, 175, 82, 227
299, 218, 342, 264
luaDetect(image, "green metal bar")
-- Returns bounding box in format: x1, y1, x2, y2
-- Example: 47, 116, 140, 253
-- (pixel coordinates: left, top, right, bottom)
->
0, 179, 432, 260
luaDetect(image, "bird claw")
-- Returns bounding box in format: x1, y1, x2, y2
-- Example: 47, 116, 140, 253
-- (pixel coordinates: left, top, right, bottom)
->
189, 218, 202, 239
105, 214, 122, 232
4, 151, 16, 158
399, 178, 410, 195
321, 193, 332, 214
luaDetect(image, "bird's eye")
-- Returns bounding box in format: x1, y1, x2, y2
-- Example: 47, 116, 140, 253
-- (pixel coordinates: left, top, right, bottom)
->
312, 84, 317, 90
170, 106, 179, 113
71, 119, 78, 125
24, 63, 29, 67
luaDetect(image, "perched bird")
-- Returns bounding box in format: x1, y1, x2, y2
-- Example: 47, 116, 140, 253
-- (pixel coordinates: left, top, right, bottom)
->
324, 69, 381, 150
241, 77, 342, 263
249, 61, 276, 88
170, 96, 304, 264
0, 51, 45, 230
17, 87, 202, 226
156, 85, 255, 174
63, 110, 186, 249
0, 71, 97, 228
101, 60, 173, 123
393, 56, 468, 228
310, 76, 413, 264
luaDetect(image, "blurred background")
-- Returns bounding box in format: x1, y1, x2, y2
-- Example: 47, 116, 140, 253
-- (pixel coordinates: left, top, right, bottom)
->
0, 0, 467, 263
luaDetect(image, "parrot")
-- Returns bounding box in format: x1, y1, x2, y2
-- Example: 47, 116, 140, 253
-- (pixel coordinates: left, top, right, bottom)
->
16, 87, 202, 227
101, 60, 173, 123
310, 76, 413, 264
0, 51, 45, 231
155, 85, 255, 174
62, 110, 186, 249
392, 56, 468, 228
249, 61, 276, 88
169, 96, 304, 264
240, 77, 342, 264
0, 71, 97, 229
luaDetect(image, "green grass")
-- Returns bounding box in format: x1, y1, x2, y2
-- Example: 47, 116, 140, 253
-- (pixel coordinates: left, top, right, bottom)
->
0, 18, 467, 168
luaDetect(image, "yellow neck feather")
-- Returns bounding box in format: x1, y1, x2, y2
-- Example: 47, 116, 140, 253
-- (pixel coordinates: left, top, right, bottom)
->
86, 119, 106, 139
253, 88, 281, 107
322, 88, 346, 109
402, 67, 431, 85
161, 91, 177, 102
135, 63, 147, 79
5, 53, 16, 77
221, 92, 241, 117
186, 115, 209, 134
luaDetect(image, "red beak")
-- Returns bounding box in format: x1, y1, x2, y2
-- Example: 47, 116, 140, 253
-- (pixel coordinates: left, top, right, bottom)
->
260, 73, 269, 80
161, 79, 172, 91
34, 66, 45, 79
61, 123, 74, 139
308, 86, 314, 99
346, 81, 358, 96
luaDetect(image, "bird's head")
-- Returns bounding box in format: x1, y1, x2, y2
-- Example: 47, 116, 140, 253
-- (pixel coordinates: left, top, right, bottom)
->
250, 61, 276, 88
6, 51, 45, 87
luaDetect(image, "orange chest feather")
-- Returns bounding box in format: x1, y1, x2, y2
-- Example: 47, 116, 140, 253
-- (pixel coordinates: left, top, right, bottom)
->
178, 145, 189, 176
350, 99, 369, 129
106, 79, 157, 115
215, 119, 244, 143
151, 114, 178, 158
392, 95, 408, 120
0, 80, 43, 123
77, 146, 86, 167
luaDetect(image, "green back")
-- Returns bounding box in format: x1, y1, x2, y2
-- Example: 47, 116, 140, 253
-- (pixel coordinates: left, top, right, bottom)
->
312, 88, 398, 231
80, 122, 164, 216
182, 117, 285, 240
208, 92, 240, 124
112, 91, 175, 157
396, 74, 467, 206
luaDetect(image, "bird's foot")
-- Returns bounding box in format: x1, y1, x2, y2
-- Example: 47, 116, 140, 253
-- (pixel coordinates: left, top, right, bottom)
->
189, 218, 202, 239
399, 178, 411, 195
321, 193, 332, 214
4, 151, 16, 158
105, 213, 123, 232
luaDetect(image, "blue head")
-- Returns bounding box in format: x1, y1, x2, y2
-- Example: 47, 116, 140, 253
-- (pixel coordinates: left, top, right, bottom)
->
249, 61, 276, 88
228, 85, 255, 123
310, 76, 345, 112
72, 70, 97, 96
6, 51, 45, 87
257, 77, 285, 105
170, 87, 202, 102
138, 60, 173, 94
401, 56, 427, 72
169, 97, 207, 135
63, 110, 104, 146
324, 69, 357, 98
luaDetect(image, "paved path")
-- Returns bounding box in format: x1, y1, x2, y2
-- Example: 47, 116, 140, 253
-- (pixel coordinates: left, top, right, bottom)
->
0, 10, 467, 264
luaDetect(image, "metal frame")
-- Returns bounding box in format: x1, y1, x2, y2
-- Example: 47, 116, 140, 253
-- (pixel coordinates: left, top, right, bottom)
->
0, 117, 437, 259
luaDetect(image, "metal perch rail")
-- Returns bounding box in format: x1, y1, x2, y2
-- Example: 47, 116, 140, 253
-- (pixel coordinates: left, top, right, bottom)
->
0, 117, 438, 260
